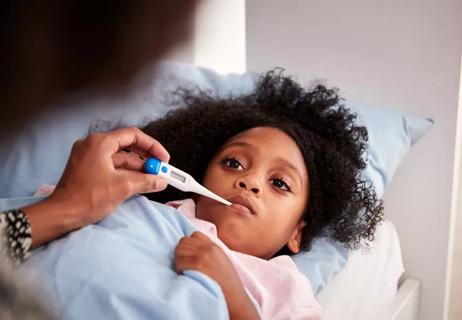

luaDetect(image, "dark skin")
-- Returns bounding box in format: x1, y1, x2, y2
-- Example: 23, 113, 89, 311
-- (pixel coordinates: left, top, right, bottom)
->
23, 128, 170, 247
175, 232, 260, 320
174, 127, 309, 319
197, 127, 309, 257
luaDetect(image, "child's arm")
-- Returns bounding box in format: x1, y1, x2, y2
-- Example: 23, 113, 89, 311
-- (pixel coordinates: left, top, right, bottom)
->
174, 231, 260, 320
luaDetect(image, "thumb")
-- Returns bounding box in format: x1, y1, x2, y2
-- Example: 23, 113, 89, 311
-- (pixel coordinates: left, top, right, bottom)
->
118, 170, 168, 194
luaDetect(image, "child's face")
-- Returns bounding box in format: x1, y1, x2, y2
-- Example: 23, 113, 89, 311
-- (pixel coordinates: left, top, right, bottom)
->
195, 127, 309, 259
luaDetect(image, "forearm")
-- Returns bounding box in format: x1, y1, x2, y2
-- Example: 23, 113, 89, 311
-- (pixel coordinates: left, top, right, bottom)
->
22, 195, 85, 248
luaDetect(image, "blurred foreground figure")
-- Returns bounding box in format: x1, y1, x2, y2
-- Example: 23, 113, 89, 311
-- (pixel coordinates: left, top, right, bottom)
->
0, 244, 54, 320
0, 1, 198, 318
0, 0, 197, 134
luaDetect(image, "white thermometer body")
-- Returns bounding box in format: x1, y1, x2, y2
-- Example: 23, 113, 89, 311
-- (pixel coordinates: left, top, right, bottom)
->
144, 158, 231, 206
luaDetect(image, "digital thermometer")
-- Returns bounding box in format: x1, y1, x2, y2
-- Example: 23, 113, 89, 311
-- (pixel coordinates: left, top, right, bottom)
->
144, 157, 231, 206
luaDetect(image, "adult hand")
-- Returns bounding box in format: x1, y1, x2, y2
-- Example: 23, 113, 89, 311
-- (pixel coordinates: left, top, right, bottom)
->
23, 127, 170, 247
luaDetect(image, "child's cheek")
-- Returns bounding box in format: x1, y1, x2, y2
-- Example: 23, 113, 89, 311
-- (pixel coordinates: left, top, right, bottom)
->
202, 166, 225, 191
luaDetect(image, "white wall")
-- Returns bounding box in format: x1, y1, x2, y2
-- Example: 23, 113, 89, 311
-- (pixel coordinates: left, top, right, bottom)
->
164, 0, 246, 74
245, 1, 462, 320
194, 0, 246, 74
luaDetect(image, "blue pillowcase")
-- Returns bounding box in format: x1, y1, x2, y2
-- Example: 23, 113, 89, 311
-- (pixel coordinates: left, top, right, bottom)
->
351, 102, 433, 197
0, 61, 433, 294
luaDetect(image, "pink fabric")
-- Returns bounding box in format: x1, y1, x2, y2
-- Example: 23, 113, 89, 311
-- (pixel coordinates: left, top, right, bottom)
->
33, 184, 55, 196
168, 199, 322, 320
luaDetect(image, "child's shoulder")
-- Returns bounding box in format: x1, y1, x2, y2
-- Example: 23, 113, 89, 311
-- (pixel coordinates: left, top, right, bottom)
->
269, 254, 299, 270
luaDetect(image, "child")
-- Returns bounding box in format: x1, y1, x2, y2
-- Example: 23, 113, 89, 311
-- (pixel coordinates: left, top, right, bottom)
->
142, 70, 384, 319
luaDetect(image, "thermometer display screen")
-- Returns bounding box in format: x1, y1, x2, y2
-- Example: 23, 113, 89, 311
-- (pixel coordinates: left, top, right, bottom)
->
171, 171, 186, 183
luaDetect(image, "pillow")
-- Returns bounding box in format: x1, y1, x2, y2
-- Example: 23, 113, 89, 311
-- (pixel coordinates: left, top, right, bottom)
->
0, 62, 257, 198
316, 219, 404, 319
351, 102, 433, 197
0, 61, 432, 294
292, 235, 349, 295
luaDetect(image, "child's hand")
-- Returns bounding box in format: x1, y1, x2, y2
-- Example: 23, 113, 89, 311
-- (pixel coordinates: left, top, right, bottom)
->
174, 231, 239, 291
175, 232, 259, 320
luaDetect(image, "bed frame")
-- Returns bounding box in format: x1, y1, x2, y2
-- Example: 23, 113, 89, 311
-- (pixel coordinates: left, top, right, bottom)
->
380, 278, 421, 320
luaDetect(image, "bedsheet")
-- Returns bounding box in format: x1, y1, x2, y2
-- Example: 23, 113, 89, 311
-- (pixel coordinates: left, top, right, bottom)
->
19, 195, 229, 320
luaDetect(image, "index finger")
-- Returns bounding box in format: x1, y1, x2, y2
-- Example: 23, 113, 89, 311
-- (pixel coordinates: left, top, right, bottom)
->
190, 231, 211, 241
109, 127, 170, 162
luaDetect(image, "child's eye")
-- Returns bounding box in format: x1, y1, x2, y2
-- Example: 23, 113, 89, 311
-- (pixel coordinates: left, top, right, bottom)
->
223, 157, 245, 170
271, 178, 291, 192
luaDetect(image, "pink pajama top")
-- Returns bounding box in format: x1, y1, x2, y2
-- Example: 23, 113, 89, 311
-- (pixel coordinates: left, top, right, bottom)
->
168, 199, 322, 320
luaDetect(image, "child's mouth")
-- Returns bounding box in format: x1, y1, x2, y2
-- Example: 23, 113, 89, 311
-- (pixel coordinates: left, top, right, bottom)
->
230, 202, 253, 216
228, 196, 256, 215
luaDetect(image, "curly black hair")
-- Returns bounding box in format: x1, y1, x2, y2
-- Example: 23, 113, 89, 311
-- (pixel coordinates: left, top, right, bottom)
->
142, 69, 383, 252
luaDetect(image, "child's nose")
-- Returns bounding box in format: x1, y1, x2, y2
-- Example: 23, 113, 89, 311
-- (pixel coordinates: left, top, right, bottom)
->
238, 180, 260, 194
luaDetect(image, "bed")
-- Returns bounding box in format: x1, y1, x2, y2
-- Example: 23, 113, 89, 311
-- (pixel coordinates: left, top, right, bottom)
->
316, 219, 418, 320
0, 62, 431, 319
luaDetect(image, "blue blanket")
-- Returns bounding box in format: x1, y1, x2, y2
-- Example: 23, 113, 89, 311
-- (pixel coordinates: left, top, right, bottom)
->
20, 195, 229, 320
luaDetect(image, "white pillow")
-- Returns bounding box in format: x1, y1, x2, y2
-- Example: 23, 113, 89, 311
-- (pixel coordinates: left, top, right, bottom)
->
316, 219, 404, 319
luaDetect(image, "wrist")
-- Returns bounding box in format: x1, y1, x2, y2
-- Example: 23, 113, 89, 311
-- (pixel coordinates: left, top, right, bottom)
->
222, 284, 260, 320
22, 194, 86, 248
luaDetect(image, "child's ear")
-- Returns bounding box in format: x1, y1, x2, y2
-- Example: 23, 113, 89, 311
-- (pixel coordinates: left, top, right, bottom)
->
287, 220, 307, 254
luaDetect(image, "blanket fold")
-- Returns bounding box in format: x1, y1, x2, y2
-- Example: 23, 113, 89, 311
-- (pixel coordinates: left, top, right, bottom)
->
20, 195, 230, 320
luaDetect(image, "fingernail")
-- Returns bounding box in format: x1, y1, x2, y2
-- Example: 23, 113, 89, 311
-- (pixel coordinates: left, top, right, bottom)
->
154, 178, 167, 190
